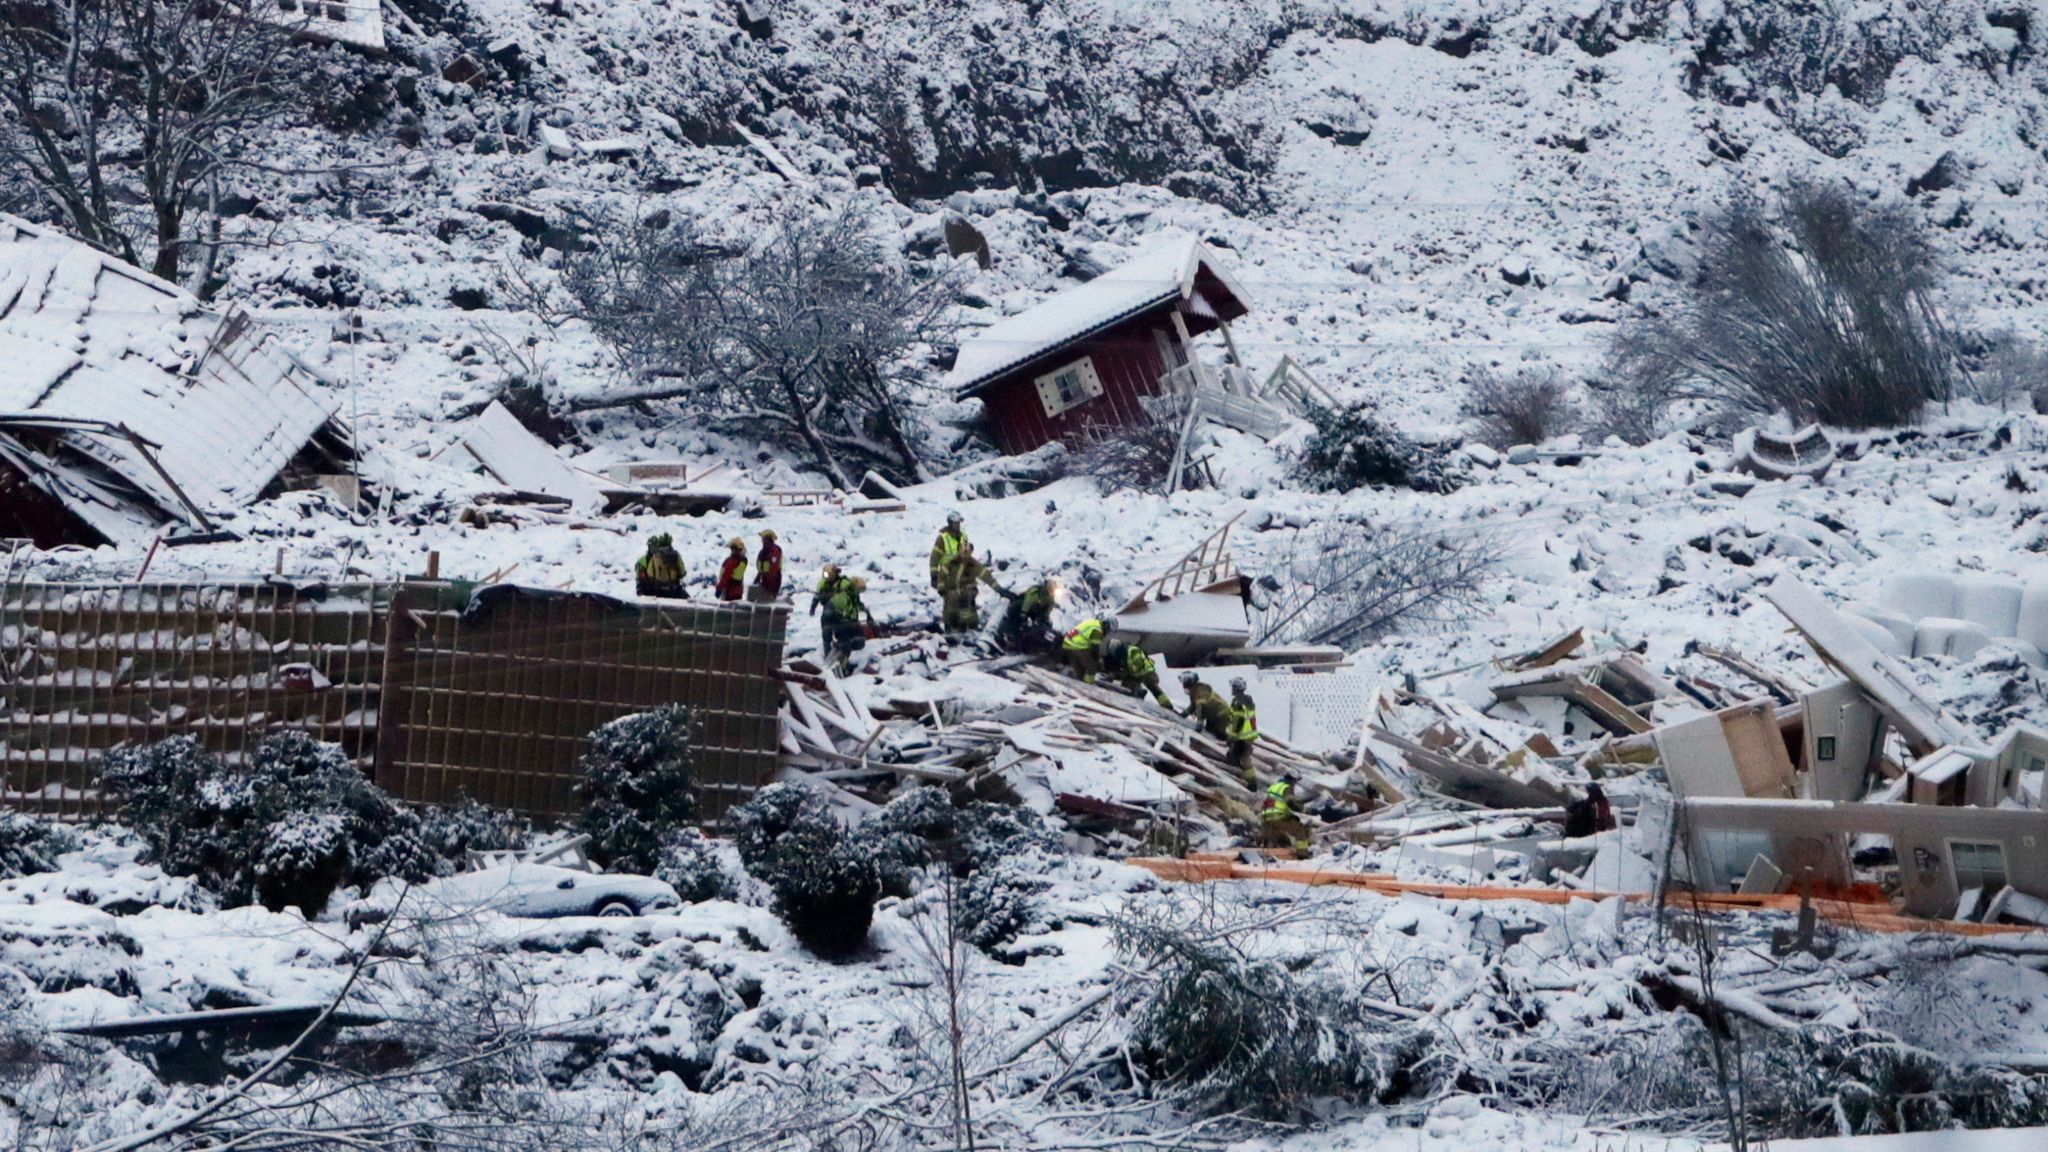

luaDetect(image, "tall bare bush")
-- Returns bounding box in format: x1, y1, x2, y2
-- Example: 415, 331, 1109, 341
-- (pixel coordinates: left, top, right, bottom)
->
1462, 367, 1578, 448
1607, 180, 1955, 429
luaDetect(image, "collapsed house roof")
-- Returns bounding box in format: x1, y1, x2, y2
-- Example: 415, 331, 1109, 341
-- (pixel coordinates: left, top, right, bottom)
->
944, 232, 1253, 400
0, 214, 348, 545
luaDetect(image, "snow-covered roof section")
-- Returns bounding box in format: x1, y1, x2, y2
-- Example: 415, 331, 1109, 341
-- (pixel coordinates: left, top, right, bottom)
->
946, 232, 1253, 398
442, 400, 606, 512
0, 213, 342, 541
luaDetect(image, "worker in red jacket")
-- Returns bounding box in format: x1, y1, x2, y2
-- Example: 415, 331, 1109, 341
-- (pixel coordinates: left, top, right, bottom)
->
752, 529, 783, 600
715, 538, 747, 601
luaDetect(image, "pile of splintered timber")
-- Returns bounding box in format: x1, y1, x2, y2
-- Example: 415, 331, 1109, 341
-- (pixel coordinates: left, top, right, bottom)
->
996, 664, 1330, 814
776, 656, 1334, 825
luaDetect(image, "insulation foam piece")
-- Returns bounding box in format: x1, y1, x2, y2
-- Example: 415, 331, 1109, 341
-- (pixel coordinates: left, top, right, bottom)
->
1880, 572, 1957, 621
1913, 616, 1992, 660
2018, 582, 2048, 651
1844, 611, 1909, 658
1954, 575, 2023, 638
1845, 602, 1917, 654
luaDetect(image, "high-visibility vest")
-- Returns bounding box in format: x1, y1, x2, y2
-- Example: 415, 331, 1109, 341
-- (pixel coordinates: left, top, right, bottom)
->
756, 543, 782, 588
1062, 619, 1104, 651
637, 549, 681, 582
1123, 645, 1155, 679
1229, 697, 1258, 741
1261, 781, 1293, 822
829, 583, 863, 619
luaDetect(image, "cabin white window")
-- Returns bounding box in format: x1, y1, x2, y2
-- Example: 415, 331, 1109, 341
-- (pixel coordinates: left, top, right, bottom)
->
1950, 840, 2009, 893
1033, 356, 1104, 418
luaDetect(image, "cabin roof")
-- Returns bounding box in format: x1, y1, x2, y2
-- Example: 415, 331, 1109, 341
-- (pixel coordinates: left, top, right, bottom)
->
0, 213, 342, 541
945, 232, 1252, 400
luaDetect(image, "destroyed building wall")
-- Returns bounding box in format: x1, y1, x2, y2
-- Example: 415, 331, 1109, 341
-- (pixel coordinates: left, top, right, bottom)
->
0, 580, 787, 821
1799, 678, 1885, 802
1682, 798, 2048, 917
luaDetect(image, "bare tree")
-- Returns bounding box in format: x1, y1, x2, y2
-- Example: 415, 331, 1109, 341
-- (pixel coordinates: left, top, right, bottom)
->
565, 205, 958, 488
1607, 179, 1955, 429
1462, 366, 1578, 449
1256, 522, 1504, 650
1968, 329, 2048, 412
0, 0, 303, 289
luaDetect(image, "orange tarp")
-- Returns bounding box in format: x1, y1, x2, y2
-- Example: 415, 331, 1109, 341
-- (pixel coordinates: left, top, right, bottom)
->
1125, 856, 2042, 937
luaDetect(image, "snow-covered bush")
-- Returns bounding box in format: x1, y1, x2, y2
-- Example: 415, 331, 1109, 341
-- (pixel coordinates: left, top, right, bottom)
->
1062, 400, 1208, 495
1300, 402, 1461, 493
873, 788, 1062, 952
1739, 1023, 2048, 1137
1606, 180, 1954, 430
413, 798, 534, 871
1114, 898, 1428, 1120
1462, 367, 1578, 449
575, 705, 701, 875
0, 812, 74, 878
730, 782, 881, 958
0, 967, 41, 1082
97, 732, 433, 914
655, 828, 738, 904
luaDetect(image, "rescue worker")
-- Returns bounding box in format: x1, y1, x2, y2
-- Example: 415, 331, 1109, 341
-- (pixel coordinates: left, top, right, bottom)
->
634, 533, 686, 599
1179, 672, 1231, 740
1259, 774, 1310, 857
1061, 617, 1106, 683
995, 578, 1059, 653
940, 542, 1002, 634
929, 512, 968, 596
751, 529, 783, 601
1104, 638, 1171, 706
812, 563, 844, 657
714, 538, 747, 602
825, 575, 872, 675
1227, 676, 1259, 778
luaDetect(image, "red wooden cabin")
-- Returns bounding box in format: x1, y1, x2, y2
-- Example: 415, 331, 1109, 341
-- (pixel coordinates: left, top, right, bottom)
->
946, 234, 1253, 456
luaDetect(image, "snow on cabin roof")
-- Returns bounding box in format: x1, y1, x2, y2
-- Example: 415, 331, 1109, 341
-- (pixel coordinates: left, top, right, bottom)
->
0, 213, 342, 541
946, 232, 1253, 399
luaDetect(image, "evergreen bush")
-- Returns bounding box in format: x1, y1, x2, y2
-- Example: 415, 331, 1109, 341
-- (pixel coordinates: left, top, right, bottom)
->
871, 787, 1062, 951
655, 828, 738, 904
575, 705, 701, 874
97, 733, 433, 914
730, 782, 881, 958
1301, 403, 1462, 494
0, 812, 74, 879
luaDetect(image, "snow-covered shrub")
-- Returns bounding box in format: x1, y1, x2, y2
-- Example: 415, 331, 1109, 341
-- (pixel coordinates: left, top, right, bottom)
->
414, 798, 534, 871
873, 788, 1062, 951
1606, 180, 1954, 430
97, 732, 433, 914
1739, 1023, 2048, 1137
1114, 899, 1427, 1120
1064, 423, 1185, 494
1462, 367, 1578, 449
0, 967, 42, 1082
655, 828, 738, 904
1257, 521, 1503, 650
0, 812, 74, 878
254, 811, 351, 915
575, 705, 701, 875
1300, 402, 1461, 494
730, 782, 881, 958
